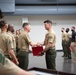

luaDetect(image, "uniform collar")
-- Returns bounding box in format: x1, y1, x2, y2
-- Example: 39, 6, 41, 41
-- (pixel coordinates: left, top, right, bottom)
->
24, 30, 28, 34
8, 31, 11, 33
1, 31, 6, 33
7, 31, 12, 34
48, 29, 53, 32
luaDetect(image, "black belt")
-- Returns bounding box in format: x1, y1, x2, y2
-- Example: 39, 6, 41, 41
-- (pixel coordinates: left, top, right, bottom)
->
50, 46, 55, 49
5, 55, 12, 60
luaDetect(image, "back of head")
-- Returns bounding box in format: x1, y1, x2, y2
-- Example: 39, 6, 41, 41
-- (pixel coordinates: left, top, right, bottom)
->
61, 28, 65, 32
22, 23, 30, 28
71, 26, 75, 32
0, 20, 7, 28
62, 28, 65, 30
72, 26, 75, 30
7, 24, 11, 31
44, 20, 52, 24
7, 24, 14, 33
66, 28, 69, 32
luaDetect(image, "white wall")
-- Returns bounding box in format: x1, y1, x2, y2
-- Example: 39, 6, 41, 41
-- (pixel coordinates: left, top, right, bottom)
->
4, 15, 76, 50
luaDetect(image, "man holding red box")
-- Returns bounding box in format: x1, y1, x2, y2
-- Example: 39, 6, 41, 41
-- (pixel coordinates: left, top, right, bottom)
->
38, 20, 57, 70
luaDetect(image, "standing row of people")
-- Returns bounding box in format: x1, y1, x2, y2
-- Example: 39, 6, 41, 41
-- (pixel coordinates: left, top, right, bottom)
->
0, 21, 18, 64
61, 26, 76, 61
0, 20, 35, 75
0, 19, 57, 74
71, 27, 76, 61
17, 20, 57, 70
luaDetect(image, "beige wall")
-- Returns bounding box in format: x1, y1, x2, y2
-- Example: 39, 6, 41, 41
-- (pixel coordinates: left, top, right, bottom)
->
4, 15, 76, 50
4, 15, 76, 29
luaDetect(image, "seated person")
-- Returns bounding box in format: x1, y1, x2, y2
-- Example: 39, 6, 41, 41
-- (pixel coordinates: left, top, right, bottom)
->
0, 49, 36, 75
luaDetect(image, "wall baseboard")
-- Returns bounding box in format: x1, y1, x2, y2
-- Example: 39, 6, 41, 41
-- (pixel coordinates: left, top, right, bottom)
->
56, 50, 63, 52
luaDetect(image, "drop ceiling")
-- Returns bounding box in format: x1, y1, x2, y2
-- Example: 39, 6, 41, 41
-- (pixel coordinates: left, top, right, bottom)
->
15, 0, 76, 5
1, 0, 76, 15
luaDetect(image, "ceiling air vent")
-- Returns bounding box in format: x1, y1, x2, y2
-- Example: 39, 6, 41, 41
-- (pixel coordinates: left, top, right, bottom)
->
0, 0, 15, 12
40, 0, 57, 2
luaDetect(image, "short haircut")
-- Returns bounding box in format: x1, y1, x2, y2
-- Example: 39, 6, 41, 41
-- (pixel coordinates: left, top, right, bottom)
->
0, 20, 7, 28
7, 24, 13, 32
22, 23, 30, 28
72, 26, 75, 29
44, 20, 52, 24
62, 28, 65, 30
66, 28, 69, 31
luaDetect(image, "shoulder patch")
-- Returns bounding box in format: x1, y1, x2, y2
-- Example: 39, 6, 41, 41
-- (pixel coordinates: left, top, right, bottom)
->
9, 40, 11, 44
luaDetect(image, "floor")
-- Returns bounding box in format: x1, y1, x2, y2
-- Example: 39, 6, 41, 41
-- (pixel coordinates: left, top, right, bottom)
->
28, 52, 76, 74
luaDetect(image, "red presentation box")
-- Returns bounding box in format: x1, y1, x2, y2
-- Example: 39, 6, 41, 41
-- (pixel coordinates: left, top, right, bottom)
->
32, 46, 43, 56
69, 46, 72, 51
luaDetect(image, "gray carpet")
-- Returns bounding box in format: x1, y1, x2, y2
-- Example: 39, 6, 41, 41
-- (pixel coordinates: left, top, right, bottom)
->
28, 52, 76, 74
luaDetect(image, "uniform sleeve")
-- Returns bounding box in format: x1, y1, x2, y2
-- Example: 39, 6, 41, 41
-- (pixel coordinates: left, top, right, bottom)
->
0, 58, 19, 75
24, 34, 32, 44
48, 33, 55, 43
44, 34, 47, 45
69, 33, 72, 38
7, 36, 14, 51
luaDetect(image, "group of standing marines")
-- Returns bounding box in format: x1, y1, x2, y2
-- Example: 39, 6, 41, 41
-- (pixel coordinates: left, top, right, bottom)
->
0, 10, 57, 75
17, 20, 57, 70
61, 27, 76, 61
